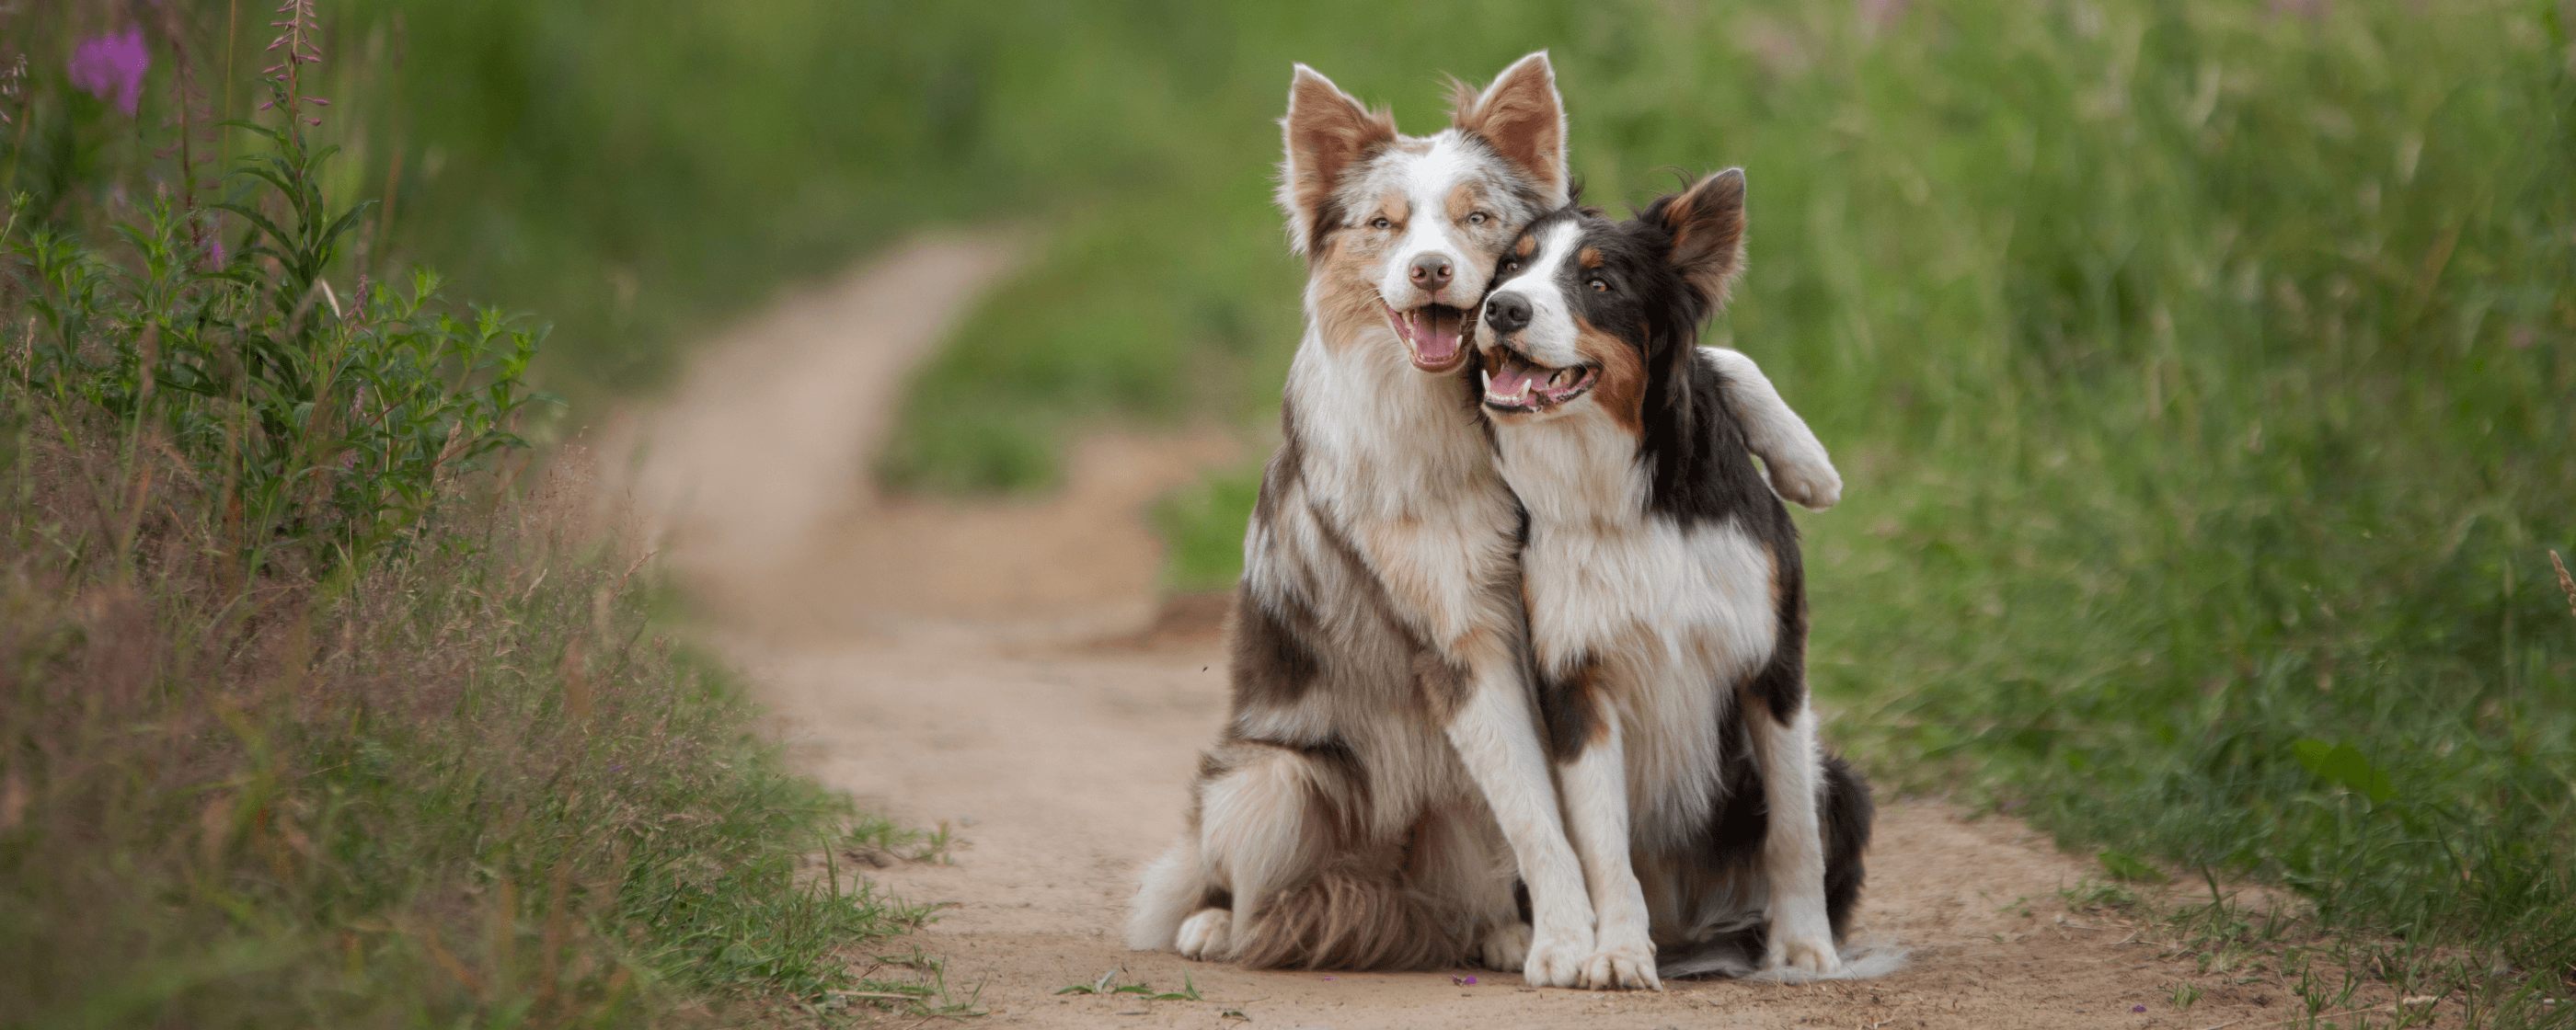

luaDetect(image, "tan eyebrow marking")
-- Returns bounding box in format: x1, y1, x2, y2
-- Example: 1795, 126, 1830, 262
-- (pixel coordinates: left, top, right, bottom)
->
1579, 246, 1604, 269
1515, 235, 1537, 257
1445, 182, 1487, 222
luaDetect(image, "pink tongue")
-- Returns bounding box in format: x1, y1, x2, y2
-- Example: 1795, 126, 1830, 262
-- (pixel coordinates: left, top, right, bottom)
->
1411, 311, 1461, 364
1489, 360, 1552, 399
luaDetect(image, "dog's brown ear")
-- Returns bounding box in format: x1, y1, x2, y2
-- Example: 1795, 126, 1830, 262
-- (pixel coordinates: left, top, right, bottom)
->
1278, 64, 1397, 258
1647, 169, 1748, 305
1448, 52, 1570, 208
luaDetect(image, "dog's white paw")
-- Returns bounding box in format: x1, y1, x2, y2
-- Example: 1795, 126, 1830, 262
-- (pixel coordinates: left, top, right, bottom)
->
1477, 920, 1534, 970
1522, 926, 1593, 989
1765, 456, 1842, 511
1577, 937, 1662, 990
1765, 929, 1843, 976
1175, 908, 1232, 961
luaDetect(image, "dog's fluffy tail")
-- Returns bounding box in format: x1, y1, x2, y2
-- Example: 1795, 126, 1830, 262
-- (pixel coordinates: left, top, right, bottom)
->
1232, 859, 1467, 971
1125, 836, 1205, 951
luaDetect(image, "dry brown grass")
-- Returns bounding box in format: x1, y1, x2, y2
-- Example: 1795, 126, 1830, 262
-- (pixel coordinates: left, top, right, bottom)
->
0, 398, 934, 1028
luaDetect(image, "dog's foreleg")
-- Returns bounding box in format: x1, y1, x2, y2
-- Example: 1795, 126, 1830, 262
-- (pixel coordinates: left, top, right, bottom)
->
1444, 653, 1594, 989
1558, 691, 1660, 990
1699, 347, 1841, 510
1746, 699, 1843, 974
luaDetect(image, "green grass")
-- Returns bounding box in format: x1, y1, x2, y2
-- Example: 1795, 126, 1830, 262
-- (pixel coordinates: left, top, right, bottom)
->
0, 396, 956, 1027
870, 0, 2576, 1022
15, 0, 2566, 1021
1, 13, 954, 1024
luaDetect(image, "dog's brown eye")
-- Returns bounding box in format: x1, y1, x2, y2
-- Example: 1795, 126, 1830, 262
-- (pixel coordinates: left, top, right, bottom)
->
1589, 279, 1608, 292
1370, 217, 1392, 230
1503, 260, 1520, 272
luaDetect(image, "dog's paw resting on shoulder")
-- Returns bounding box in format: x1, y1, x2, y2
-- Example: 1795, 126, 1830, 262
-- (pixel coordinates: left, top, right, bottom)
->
1523, 926, 1593, 988
1175, 909, 1233, 962
1762, 451, 1842, 511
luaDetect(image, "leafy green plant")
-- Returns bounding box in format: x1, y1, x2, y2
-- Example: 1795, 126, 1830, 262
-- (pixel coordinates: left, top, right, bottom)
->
1, 6, 942, 1026
6, 14, 553, 567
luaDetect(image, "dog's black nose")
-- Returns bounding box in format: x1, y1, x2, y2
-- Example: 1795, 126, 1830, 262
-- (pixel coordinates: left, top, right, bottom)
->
1484, 292, 1531, 334
1408, 253, 1454, 291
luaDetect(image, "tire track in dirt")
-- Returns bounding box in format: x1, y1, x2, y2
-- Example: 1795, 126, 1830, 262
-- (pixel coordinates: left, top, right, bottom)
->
605, 234, 2304, 1029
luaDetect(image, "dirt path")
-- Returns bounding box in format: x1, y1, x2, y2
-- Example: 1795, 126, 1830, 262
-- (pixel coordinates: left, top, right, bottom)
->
608, 235, 2301, 1029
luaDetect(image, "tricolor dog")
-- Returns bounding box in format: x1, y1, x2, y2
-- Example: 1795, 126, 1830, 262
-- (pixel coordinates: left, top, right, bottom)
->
1472, 171, 1878, 985
1126, 53, 1607, 985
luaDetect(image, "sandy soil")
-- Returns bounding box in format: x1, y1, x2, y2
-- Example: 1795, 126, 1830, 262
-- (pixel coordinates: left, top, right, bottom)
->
604, 235, 2305, 1029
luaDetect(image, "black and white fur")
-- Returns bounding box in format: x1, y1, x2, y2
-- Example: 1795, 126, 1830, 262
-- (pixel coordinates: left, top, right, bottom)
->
1126, 53, 1612, 986
1472, 171, 1880, 986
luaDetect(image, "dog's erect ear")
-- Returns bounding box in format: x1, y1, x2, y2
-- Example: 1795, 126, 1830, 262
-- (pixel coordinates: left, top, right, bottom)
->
1448, 52, 1570, 208
1278, 64, 1397, 258
1647, 168, 1748, 305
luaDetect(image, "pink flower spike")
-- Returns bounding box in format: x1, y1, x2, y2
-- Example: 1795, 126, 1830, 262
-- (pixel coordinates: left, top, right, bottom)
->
69, 27, 150, 117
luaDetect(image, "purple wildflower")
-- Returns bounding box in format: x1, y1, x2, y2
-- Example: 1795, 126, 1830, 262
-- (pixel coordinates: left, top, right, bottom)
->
70, 29, 150, 117
2133, 1003, 2148, 1013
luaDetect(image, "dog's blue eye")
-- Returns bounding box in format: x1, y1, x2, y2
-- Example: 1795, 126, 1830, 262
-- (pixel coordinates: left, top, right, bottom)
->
1468, 212, 1489, 225
1370, 217, 1392, 230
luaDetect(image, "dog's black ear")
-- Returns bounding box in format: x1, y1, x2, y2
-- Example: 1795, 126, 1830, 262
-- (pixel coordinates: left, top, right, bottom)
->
1448, 52, 1570, 208
1644, 169, 1747, 306
1278, 64, 1397, 258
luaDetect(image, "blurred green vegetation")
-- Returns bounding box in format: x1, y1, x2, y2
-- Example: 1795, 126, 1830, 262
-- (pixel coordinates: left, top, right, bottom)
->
5, 6, 970, 1024
9, 0, 2572, 1021
889, 0, 2576, 1018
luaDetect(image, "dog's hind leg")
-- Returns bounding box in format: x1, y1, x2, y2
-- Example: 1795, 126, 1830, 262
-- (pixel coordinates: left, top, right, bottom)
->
1744, 698, 1843, 974
1167, 744, 1328, 963
1127, 834, 1219, 954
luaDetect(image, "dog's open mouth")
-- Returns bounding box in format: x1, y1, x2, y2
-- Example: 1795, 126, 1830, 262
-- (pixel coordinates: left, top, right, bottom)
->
1385, 302, 1469, 372
1481, 349, 1597, 413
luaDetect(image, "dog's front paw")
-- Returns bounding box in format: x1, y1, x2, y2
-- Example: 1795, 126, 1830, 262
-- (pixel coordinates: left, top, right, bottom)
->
1175, 909, 1232, 961
1522, 926, 1593, 988
1477, 920, 1534, 970
1577, 938, 1662, 990
1765, 457, 1842, 511
1765, 929, 1844, 976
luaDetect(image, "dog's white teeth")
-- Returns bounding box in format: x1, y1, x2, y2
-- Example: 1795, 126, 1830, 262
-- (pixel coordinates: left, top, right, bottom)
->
1480, 368, 1493, 390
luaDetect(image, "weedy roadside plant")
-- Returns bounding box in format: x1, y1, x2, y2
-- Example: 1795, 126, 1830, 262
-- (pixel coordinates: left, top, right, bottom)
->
7, 7, 552, 570
1, 6, 949, 1026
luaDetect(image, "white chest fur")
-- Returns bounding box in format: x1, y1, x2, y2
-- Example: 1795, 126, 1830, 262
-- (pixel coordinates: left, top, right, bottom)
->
1496, 409, 1781, 839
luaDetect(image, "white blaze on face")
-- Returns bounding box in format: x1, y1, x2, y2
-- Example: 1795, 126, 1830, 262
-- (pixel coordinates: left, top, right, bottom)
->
1483, 219, 1585, 368
1372, 135, 1491, 310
